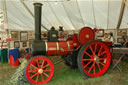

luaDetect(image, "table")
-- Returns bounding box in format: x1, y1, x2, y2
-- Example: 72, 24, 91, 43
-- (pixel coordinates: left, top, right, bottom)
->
112, 48, 128, 54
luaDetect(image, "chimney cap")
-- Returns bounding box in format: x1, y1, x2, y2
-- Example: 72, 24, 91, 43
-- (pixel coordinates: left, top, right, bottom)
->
33, 3, 43, 6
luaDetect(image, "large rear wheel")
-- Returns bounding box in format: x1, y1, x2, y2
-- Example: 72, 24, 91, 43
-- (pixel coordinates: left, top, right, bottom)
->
24, 56, 54, 84
77, 40, 111, 78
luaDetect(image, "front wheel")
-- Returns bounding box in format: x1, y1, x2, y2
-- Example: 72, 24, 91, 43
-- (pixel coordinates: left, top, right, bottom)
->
77, 40, 111, 78
24, 56, 54, 84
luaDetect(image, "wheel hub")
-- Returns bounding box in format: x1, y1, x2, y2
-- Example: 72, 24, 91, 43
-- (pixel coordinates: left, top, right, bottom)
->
38, 69, 43, 74
94, 55, 99, 63
85, 34, 89, 38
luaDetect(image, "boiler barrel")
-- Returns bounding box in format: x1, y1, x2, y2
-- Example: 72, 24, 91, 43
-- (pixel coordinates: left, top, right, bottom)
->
32, 41, 73, 56
46, 41, 73, 56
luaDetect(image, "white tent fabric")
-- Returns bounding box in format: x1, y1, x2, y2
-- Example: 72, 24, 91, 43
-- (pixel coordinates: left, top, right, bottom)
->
0, 0, 128, 31
120, 3, 128, 28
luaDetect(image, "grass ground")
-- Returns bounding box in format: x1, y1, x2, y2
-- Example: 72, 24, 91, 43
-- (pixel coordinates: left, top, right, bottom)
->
0, 55, 128, 85
0, 63, 17, 85
45, 58, 128, 85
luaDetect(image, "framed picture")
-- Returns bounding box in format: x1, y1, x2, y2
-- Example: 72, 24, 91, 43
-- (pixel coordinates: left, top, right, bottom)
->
22, 41, 27, 47
97, 29, 104, 37
28, 31, 34, 40
11, 31, 19, 41
117, 38, 122, 43
117, 29, 127, 36
20, 31, 28, 41
14, 41, 20, 48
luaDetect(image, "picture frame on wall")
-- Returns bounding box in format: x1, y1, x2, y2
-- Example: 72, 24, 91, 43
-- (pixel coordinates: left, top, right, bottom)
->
97, 29, 104, 37
14, 41, 20, 48
28, 31, 34, 40
22, 41, 27, 47
117, 38, 122, 43
20, 31, 28, 41
117, 29, 127, 36
11, 31, 19, 41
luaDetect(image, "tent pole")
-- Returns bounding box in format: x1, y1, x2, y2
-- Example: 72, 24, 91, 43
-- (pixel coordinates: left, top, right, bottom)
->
20, 0, 48, 31
116, 0, 126, 29
2, 0, 10, 64
2, 0, 10, 49
2, 0, 8, 25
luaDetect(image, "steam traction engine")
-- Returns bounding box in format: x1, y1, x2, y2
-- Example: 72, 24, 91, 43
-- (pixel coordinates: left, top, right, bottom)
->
24, 3, 111, 84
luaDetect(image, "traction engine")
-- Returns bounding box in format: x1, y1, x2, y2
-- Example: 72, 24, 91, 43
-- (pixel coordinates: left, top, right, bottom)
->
24, 3, 111, 85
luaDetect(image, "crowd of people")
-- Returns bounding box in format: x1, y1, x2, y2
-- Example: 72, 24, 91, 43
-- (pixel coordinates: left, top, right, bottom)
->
95, 29, 128, 47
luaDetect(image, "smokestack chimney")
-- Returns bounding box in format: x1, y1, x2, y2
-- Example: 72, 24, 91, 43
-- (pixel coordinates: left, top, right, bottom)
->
33, 3, 42, 41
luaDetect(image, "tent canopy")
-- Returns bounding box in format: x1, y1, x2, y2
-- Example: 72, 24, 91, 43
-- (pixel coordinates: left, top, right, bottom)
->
0, 0, 128, 31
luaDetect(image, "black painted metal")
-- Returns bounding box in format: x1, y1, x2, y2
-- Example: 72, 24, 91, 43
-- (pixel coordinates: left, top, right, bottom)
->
33, 3, 42, 41
32, 41, 46, 56
32, 3, 46, 56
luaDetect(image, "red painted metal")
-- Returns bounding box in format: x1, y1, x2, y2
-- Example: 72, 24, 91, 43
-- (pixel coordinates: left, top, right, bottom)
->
46, 41, 73, 56
72, 34, 80, 47
44, 27, 95, 56
68, 41, 74, 54
25, 56, 54, 85
78, 27, 95, 45
47, 42, 57, 56
58, 41, 68, 56
81, 41, 111, 77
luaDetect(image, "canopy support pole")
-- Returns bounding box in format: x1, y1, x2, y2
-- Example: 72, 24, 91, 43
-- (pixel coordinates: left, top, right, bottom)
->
2, 0, 11, 49
2, 0, 8, 25
116, 0, 126, 29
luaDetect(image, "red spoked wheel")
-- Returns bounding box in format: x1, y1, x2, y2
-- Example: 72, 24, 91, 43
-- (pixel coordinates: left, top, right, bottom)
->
77, 40, 111, 78
24, 56, 54, 84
